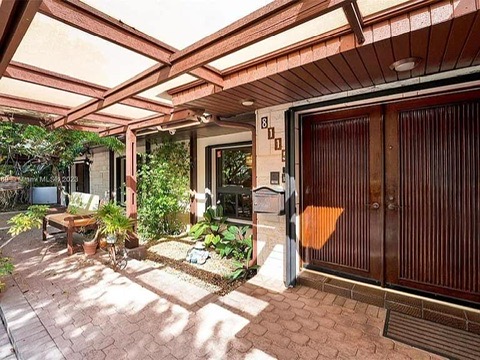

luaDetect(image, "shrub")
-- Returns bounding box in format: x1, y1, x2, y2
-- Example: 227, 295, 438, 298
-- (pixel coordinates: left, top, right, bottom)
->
191, 208, 253, 260
7, 205, 49, 236
220, 225, 253, 261
189, 205, 227, 247
227, 235, 259, 281
0, 254, 13, 291
94, 201, 134, 243
137, 139, 190, 238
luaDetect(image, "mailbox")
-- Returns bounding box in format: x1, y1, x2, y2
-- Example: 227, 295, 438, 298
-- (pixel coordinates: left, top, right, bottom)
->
253, 186, 285, 215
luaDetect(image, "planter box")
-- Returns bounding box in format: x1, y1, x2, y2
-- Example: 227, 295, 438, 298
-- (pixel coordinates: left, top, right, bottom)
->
32, 187, 57, 204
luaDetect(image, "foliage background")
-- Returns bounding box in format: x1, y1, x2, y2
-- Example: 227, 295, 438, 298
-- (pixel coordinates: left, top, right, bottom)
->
137, 138, 190, 238
0, 122, 123, 179
0, 122, 123, 210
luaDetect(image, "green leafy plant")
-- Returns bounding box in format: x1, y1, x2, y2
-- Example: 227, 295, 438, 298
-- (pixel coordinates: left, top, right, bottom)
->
66, 204, 79, 215
227, 235, 259, 282
137, 139, 190, 238
0, 254, 14, 291
0, 122, 124, 210
189, 205, 227, 247
7, 205, 49, 236
94, 202, 134, 243
219, 225, 253, 260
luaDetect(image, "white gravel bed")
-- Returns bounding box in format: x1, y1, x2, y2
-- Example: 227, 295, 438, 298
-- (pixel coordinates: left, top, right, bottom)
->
148, 239, 237, 276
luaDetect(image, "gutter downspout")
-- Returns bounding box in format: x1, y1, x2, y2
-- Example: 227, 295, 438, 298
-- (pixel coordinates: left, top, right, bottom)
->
211, 115, 257, 267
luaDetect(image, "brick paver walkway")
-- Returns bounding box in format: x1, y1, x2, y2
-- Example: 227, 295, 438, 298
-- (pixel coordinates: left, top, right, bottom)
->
0, 221, 442, 359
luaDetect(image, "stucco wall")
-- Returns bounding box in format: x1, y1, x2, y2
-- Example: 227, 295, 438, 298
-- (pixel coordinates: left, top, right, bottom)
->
255, 104, 292, 278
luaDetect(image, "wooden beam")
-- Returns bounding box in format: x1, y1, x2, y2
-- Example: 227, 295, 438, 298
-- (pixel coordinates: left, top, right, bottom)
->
169, 0, 299, 63
39, 0, 224, 87
0, 113, 104, 131
5, 61, 173, 113
0, 113, 45, 126
100, 108, 204, 136
0, 1, 16, 40
39, 0, 173, 64
189, 132, 197, 225
168, 0, 348, 74
125, 127, 138, 248
53, 0, 346, 129
0, 94, 133, 126
64, 123, 106, 132
51, 65, 174, 128
0, 94, 67, 115
343, 1, 365, 44
0, 0, 41, 77
172, 83, 223, 106
171, 0, 462, 106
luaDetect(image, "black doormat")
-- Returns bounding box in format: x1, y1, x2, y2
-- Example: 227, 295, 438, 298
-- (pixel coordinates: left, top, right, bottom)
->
384, 310, 480, 360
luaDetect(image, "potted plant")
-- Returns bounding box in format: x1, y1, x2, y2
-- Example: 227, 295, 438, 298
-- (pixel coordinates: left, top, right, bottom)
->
94, 202, 134, 249
80, 228, 98, 256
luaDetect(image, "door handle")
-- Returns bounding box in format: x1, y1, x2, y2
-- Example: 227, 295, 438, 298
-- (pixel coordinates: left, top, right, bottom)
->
366, 202, 380, 210
387, 203, 402, 211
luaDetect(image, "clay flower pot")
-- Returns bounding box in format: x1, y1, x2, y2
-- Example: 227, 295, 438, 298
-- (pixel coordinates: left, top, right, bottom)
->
83, 239, 98, 256
98, 236, 108, 250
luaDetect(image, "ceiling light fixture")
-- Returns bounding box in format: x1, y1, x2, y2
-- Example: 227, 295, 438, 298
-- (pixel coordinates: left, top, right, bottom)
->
390, 57, 422, 72
241, 100, 254, 107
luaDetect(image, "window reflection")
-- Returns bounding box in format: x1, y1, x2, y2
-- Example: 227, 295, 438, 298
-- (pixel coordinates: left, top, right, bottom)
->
216, 146, 252, 220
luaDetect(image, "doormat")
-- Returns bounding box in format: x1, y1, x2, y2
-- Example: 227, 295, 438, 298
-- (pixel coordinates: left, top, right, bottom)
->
384, 310, 480, 360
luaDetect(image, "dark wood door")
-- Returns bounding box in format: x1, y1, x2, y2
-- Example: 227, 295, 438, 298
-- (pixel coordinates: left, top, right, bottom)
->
385, 99, 480, 303
301, 106, 383, 283
75, 162, 90, 193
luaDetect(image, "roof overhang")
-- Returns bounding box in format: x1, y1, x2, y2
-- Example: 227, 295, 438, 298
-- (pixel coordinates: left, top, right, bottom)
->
0, 0, 478, 135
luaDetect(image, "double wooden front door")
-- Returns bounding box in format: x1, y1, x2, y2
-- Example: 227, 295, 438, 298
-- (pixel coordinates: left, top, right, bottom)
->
301, 95, 480, 303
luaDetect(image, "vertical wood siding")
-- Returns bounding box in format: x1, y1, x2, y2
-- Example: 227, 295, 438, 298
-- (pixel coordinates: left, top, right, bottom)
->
304, 116, 371, 271
398, 102, 479, 294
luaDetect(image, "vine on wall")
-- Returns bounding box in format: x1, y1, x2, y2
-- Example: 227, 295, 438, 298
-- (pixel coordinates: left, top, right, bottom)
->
137, 139, 190, 238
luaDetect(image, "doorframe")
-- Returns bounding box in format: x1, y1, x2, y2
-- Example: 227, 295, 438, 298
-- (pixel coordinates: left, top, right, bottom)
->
284, 76, 480, 289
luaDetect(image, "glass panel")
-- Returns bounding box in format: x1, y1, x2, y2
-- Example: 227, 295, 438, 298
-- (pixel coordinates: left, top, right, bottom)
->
238, 194, 252, 220
218, 193, 237, 218
215, 145, 252, 221
219, 147, 252, 187
209, 9, 347, 71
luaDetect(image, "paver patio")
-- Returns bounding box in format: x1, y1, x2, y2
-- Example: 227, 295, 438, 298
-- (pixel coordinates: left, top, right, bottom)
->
0, 218, 442, 359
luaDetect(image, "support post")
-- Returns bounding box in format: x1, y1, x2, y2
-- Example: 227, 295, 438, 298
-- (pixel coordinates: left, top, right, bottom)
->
189, 132, 197, 225
125, 127, 139, 248
109, 150, 114, 200
284, 109, 297, 287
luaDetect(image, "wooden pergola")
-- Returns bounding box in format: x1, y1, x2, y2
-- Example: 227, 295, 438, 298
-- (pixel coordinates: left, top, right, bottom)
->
1, 0, 479, 248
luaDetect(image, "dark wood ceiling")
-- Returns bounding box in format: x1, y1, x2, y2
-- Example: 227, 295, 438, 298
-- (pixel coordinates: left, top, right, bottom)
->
179, 8, 480, 117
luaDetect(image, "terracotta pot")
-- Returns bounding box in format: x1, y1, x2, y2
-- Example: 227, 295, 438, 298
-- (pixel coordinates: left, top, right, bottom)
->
83, 240, 98, 256
99, 236, 107, 250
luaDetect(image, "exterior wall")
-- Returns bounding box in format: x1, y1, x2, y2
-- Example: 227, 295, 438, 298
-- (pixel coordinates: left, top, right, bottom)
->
89, 148, 110, 199
254, 68, 480, 285
255, 104, 292, 278
195, 132, 251, 218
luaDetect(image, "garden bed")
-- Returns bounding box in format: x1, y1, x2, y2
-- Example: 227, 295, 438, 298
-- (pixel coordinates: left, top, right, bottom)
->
144, 236, 246, 296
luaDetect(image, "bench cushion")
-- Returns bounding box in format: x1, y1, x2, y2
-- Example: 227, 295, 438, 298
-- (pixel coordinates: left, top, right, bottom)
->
69, 192, 100, 211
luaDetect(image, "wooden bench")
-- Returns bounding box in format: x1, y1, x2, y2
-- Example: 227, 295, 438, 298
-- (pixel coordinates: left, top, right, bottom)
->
42, 192, 100, 255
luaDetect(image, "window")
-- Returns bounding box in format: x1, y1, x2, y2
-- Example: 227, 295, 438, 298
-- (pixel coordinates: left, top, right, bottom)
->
214, 145, 252, 221
116, 156, 126, 204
